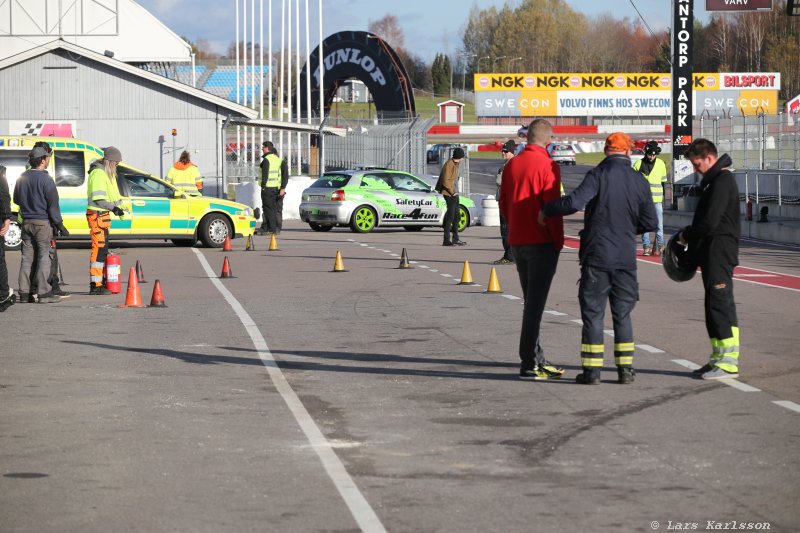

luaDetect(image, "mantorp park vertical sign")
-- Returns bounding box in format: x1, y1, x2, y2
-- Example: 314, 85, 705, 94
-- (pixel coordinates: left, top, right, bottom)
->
673, 0, 694, 158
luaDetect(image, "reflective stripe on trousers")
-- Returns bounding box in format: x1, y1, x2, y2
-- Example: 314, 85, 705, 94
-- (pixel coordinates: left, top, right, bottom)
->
708, 326, 740, 372
87, 210, 111, 286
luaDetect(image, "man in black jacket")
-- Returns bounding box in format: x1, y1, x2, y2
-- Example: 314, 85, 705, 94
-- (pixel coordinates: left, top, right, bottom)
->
540, 133, 657, 384
678, 139, 741, 380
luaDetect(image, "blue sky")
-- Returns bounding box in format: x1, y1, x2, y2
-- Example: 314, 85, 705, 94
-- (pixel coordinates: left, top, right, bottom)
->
138, 0, 715, 61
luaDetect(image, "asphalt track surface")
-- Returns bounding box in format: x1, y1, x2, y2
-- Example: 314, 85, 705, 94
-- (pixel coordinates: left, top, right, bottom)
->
2, 165, 799, 532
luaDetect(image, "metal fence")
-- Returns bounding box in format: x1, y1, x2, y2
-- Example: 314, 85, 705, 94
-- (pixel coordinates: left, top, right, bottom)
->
698, 113, 800, 171
323, 116, 435, 177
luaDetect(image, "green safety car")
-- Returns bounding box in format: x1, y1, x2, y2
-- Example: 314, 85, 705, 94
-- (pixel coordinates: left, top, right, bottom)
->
299, 169, 476, 233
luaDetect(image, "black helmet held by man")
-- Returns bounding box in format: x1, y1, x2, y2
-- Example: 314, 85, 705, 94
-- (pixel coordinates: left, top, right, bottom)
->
662, 233, 698, 282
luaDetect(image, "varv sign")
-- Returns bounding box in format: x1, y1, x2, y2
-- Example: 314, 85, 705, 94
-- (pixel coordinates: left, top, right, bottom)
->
706, 0, 773, 11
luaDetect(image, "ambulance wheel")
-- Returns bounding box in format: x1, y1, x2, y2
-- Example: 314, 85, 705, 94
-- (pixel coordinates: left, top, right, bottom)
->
199, 213, 233, 247
3, 220, 22, 251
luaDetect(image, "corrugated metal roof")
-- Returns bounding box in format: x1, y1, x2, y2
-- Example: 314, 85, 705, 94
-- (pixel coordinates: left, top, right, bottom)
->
0, 39, 259, 119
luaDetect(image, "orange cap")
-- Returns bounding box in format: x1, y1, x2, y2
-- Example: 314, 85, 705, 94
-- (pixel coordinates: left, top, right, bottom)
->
605, 132, 634, 152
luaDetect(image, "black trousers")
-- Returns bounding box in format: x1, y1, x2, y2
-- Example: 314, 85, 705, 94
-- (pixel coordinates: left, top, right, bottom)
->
499, 214, 513, 260
578, 265, 638, 372
260, 187, 279, 233
513, 244, 560, 368
700, 252, 738, 341
443, 195, 460, 244
0, 236, 8, 297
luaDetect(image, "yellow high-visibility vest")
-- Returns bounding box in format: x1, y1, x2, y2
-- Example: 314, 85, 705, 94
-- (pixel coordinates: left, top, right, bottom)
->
633, 157, 667, 203
260, 153, 282, 188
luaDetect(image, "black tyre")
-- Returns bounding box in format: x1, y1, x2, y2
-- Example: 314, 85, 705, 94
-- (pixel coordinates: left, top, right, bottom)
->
349, 205, 377, 233
198, 213, 233, 247
309, 222, 334, 232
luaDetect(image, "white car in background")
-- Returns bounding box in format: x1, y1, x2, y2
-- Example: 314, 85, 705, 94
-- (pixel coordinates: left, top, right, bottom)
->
630, 148, 645, 166
547, 143, 576, 165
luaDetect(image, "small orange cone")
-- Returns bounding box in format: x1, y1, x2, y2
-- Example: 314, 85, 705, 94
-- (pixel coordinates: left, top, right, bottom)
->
458, 260, 477, 285
119, 267, 146, 307
149, 279, 167, 307
222, 234, 233, 251
268, 233, 280, 251
485, 267, 503, 293
220, 256, 235, 278
331, 250, 348, 272
245, 235, 255, 251
135, 260, 147, 284
397, 248, 413, 269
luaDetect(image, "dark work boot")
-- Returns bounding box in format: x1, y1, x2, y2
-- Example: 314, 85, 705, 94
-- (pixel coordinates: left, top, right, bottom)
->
89, 283, 112, 295
575, 369, 601, 385
617, 366, 636, 384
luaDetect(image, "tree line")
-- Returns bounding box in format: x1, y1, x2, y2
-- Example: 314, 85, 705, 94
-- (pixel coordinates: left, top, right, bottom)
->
462, 0, 799, 100
182, 2, 800, 102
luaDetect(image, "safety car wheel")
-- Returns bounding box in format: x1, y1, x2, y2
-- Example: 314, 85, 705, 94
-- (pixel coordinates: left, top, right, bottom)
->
199, 213, 233, 247
350, 206, 376, 233
309, 222, 334, 232
457, 206, 470, 233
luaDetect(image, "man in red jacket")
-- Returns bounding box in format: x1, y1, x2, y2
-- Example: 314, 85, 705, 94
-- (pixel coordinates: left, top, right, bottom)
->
499, 119, 565, 380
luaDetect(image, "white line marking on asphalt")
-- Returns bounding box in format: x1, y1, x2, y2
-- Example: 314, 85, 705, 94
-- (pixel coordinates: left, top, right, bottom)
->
502, 295, 522, 300
672, 359, 700, 370
441, 274, 452, 278
570, 319, 583, 325
418, 265, 430, 269
410, 261, 418, 264
735, 273, 777, 278
359, 243, 369, 247
544, 310, 567, 316
603, 329, 614, 336
430, 269, 439, 273
192, 249, 386, 533
637, 344, 665, 353
773, 401, 800, 414
671, 359, 761, 392
390, 254, 399, 257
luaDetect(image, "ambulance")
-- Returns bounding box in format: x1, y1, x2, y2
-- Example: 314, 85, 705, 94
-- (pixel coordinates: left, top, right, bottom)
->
0, 136, 256, 250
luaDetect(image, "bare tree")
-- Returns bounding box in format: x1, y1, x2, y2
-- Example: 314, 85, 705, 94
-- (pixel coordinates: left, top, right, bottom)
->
368, 14, 405, 50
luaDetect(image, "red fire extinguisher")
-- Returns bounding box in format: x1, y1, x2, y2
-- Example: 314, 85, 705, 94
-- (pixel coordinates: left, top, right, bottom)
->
105, 254, 122, 294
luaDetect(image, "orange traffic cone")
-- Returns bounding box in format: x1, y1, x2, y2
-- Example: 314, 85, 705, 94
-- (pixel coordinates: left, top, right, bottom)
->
149, 279, 167, 307
458, 260, 477, 285
222, 234, 233, 251
331, 251, 347, 272
245, 235, 255, 251
119, 267, 146, 307
135, 260, 147, 284
220, 256, 235, 278
397, 248, 413, 269
485, 267, 503, 293
268, 233, 280, 251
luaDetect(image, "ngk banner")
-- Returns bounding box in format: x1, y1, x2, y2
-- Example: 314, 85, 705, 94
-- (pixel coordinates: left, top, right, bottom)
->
474, 72, 780, 117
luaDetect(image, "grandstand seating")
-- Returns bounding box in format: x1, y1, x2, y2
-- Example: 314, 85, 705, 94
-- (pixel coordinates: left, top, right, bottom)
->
202, 65, 269, 104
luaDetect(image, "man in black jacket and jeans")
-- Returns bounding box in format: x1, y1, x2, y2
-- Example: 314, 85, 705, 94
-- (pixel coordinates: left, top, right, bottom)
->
678, 139, 741, 380
540, 133, 657, 385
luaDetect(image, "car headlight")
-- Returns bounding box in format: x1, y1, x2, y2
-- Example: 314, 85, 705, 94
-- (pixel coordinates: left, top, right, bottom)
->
236, 208, 254, 217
